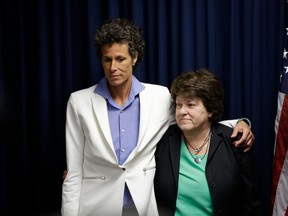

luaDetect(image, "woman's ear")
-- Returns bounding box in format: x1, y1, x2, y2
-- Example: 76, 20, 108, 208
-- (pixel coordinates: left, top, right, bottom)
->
133, 55, 138, 66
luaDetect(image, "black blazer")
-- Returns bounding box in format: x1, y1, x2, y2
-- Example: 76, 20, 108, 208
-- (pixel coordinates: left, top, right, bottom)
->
154, 124, 262, 216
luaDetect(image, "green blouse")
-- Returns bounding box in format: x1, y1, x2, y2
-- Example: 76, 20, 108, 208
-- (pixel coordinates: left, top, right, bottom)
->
175, 138, 213, 216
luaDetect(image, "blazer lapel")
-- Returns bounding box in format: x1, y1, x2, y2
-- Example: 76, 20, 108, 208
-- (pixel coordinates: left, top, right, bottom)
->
136, 89, 151, 147
207, 128, 221, 164
91, 93, 116, 158
169, 133, 182, 186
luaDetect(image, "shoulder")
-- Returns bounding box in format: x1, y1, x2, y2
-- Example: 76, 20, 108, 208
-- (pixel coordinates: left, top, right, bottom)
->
141, 83, 171, 105
211, 123, 234, 147
142, 83, 170, 94
158, 124, 181, 145
70, 85, 96, 96
156, 124, 181, 153
140, 83, 172, 108
213, 123, 233, 138
212, 123, 246, 155
165, 124, 182, 136
66, 85, 98, 109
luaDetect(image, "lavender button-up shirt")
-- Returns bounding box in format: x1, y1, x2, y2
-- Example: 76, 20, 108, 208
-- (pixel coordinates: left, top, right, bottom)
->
95, 75, 145, 208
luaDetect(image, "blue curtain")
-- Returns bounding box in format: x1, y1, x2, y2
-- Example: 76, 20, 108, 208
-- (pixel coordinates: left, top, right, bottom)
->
0, 0, 285, 215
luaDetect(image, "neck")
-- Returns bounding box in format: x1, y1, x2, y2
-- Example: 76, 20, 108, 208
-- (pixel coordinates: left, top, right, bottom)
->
183, 128, 211, 154
109, 82, 132, 107
183, 127, 211, 144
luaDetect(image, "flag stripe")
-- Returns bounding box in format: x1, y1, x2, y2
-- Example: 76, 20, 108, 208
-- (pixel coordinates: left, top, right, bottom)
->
271, 2, 288, 215
272, 94, 288, 215
273, 93, 288, 173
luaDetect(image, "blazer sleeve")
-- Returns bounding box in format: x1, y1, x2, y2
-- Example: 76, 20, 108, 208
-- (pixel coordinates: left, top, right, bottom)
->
236, 146, 262, 215
207, 125, 262, 216
62, 93, 85, 216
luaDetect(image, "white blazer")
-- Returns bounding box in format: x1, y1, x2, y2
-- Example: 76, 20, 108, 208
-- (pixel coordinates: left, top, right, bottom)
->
61, 83, 174, 216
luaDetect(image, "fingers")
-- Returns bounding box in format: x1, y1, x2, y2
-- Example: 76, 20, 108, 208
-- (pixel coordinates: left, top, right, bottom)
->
233, 124, 255, 142
232, 126, 247, 146
231, 120, 247, 139
233, 130, 255, 152
243, 133, 255, 152
231, 128, 242, 138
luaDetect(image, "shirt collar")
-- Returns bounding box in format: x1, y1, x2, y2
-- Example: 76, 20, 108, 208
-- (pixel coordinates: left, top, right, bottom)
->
94, 75, 145, 101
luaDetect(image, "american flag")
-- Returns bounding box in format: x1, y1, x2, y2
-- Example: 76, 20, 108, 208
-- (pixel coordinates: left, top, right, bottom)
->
271, 2, 288, 215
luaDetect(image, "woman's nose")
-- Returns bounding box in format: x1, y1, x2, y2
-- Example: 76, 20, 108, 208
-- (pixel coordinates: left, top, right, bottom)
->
110, 60, 118, 70
180, 106, 188, 114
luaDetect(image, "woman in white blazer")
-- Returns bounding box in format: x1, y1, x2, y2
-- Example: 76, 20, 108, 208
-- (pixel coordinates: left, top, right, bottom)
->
61, 18, 254, 216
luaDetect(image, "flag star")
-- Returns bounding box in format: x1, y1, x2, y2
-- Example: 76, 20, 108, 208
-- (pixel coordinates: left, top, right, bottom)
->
283, 48, 288, 59
284, 66, 288, 74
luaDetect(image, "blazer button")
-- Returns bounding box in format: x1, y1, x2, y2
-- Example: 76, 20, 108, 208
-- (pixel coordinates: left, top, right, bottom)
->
122, 168, 126, 171
211, 182, 216, 188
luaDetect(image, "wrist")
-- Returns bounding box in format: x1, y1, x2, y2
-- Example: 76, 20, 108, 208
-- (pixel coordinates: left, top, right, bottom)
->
237, 118, 251, 128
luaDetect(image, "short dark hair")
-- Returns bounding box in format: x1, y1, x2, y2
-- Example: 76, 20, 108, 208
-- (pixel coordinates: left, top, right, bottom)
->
93, 18, 145, 67
170, 69, 224, 124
